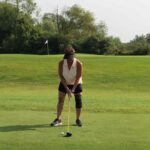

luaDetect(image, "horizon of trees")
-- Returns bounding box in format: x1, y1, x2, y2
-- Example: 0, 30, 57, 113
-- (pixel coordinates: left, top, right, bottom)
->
0, 0, 150, 55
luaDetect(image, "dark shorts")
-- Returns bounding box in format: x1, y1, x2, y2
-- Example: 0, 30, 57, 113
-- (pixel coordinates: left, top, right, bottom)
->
58, 82, 82, 94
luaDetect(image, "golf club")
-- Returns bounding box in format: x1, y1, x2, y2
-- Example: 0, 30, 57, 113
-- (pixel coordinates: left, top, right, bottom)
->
63, 96, 72, 137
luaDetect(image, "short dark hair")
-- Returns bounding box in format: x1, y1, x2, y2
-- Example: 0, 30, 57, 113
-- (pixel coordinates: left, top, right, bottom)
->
64, 44, 73, 50
64, 44, 75, 53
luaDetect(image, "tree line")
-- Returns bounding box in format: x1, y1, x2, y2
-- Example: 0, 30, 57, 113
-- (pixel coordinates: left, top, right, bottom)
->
1, 0, 150, 55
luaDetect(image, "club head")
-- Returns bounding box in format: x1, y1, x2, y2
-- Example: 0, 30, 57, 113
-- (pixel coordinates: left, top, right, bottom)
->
64, 132, 72, 137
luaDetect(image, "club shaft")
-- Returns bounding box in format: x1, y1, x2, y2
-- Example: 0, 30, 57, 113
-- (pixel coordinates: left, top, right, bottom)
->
67, 97, 71, 132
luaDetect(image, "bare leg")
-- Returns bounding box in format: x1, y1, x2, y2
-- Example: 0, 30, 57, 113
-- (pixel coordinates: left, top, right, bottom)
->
57, 91, 66, 120
76, 108, 81, 120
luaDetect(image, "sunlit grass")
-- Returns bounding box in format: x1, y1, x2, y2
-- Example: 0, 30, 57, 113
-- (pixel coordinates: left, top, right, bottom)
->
0, 54, 150, 150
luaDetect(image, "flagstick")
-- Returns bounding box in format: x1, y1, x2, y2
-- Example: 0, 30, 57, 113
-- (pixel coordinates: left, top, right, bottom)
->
47, 43, 49, 55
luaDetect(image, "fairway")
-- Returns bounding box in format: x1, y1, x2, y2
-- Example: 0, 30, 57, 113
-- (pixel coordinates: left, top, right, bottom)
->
0, 54, 150, 150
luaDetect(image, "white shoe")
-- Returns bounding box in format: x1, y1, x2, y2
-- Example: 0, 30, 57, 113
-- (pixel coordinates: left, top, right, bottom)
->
50, 118, 62, 126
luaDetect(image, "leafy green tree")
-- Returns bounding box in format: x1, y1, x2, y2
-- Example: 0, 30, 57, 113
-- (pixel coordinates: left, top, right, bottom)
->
59, 4, 97, 39
47, 34, 71, 54
20, 0, 37, 15
41, 13, 57, 36
38, 4, 108, 54
14, 13, 38, 53
81, 36, 99, 53
126, 35, 150, 55
81, 35, 109, 54
106, 36, 122, 55
4, 0, 37, 15
0, 0, 42, 53
95, 21, 108, 38
146, 33, 150, 44
0, 2, 17, 45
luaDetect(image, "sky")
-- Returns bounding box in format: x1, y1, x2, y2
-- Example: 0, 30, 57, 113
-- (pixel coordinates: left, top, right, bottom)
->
35, 0, 150, 43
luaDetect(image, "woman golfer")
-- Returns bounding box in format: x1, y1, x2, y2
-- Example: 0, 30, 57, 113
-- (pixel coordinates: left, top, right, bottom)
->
51, 45, 83, 127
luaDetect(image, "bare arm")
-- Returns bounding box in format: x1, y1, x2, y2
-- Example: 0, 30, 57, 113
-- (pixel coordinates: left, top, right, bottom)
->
72, 60, 83, 92
58, 60, 72, 97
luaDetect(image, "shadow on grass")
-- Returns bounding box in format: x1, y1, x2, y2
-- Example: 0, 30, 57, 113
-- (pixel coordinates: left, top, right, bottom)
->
0, 124, 52, 132
0, 124, 77, 132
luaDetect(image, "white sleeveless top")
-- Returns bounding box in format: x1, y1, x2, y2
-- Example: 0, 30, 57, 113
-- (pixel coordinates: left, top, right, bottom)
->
62, 58, 82, 85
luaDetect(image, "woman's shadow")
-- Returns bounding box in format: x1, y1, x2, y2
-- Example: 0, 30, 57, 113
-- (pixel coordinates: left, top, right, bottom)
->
0, 124, 51, 132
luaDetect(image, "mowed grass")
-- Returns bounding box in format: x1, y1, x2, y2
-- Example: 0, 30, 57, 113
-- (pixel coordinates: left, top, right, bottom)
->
0, 54, 150, 150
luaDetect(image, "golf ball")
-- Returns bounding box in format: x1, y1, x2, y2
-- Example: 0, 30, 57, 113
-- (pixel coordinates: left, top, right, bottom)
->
61, 132, 65, 135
